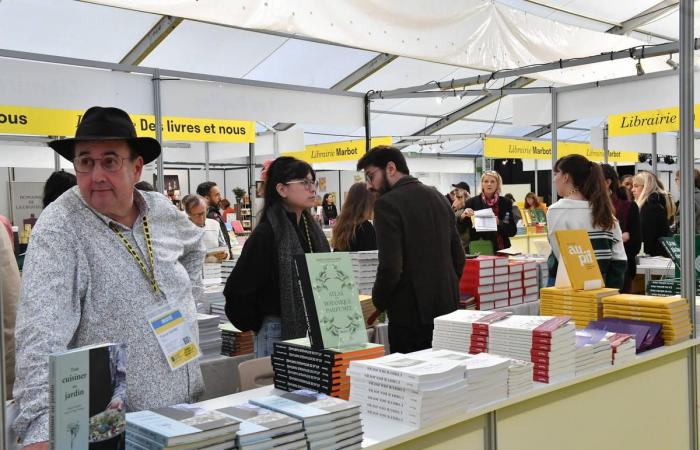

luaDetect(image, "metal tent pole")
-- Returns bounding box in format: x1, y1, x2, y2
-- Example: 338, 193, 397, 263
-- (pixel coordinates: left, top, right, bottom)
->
54, 152, 61, 172
248, 143, 256, 227
204, 142, 210, 181
651, 132, 658, 175
603, 125, 609, 164
679, 2, 697, 450
0, 271, 6, 450
534, 159, 539, 196
551, 89, 558, 202
364, 93, 372, 153
152, 68, 164, 193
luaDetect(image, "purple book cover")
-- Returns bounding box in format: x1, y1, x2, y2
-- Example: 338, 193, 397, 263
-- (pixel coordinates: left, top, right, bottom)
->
587, 319, 663, 353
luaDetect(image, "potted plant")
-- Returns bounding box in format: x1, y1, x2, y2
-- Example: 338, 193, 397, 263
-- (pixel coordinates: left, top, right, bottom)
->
233, 187, 246, 204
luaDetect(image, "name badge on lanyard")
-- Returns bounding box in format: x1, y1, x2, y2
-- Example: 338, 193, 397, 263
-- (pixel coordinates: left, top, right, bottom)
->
148, 306, 200, 371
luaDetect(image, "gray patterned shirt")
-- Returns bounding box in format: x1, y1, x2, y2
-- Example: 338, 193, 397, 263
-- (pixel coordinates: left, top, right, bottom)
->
13, 186, 206, 445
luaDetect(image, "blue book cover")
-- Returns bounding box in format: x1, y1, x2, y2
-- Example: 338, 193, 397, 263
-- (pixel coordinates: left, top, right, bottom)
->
49, 343, 127, 450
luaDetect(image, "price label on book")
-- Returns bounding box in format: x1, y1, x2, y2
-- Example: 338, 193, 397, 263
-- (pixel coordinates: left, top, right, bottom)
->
148, 307, 201, 371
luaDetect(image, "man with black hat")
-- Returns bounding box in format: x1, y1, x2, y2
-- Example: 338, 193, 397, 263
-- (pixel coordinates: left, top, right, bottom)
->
13, 107, 206, 450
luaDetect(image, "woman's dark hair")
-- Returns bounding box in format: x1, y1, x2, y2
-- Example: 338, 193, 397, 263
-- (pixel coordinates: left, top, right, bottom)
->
322, 193, 334, 206
600, 164, 627, 201
554, 155, 615, 230
331, 183, 376, 251
356, 145, 410, 174
43, 170, 77, 208
260, 156, 315, 222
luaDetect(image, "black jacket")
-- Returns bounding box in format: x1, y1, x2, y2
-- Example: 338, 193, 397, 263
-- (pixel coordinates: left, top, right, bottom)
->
347, 220, 377, 252
321, 204, 338, 225
640, 192, 671, 257
372, 176, 465, 327
612, 196, 642, 277
463, 196, 517, 251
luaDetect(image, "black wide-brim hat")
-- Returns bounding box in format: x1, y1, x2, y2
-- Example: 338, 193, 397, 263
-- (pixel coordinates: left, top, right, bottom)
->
48, 106, 161, 164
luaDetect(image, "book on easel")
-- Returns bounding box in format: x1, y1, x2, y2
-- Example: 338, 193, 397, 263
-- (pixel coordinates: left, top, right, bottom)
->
554, 229, 604, 290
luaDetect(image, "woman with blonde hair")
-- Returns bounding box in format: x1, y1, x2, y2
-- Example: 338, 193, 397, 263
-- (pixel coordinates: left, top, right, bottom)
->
331, 183, 377, 252
632, 171, 673, 256
462, 170, 517, 252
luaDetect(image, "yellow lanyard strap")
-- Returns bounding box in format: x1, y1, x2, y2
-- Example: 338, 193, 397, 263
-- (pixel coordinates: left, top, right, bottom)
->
109, 216, 160, 293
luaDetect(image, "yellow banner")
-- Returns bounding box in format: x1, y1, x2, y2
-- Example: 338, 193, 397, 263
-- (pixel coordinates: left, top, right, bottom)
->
285, 137, 393, 164
483, 137, 638, 163
608, 105, 700, 136
0, 104, 255, 143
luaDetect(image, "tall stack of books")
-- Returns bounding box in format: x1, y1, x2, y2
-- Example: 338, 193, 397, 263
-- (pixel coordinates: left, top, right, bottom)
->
602, 294, 692, 345
507, 261, 540, 305
574, 329, 613, 375
507, 359, 534, 396
272, 338, 385, 400
200, 284, 225, 316
202, 262, 222, 286
216, 402, 307, 450
251, 390, 363, 450
209, 301, 227, 324
348, 353, 468, 428
460, 256, 510, 310
220, 323, 254, 356
488, 315, 576, 383
540, 287, 619, 329
126, 404, 240, 450
221, 259, 237, 282
197, 313, 223, 359
350, 251, 378, 296
432, 309, 511, 354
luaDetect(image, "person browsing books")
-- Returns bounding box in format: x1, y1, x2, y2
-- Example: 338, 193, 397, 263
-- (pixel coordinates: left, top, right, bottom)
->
224, 157, 330, 357
183, 194, 229, 263
331, 182, 377, 252
357, 146, 465, 353
632, 171, 674, 257
461, 171, 517, 253
13, 107, 207, 450
197, 181, 233, 259
547, 155, 627, 289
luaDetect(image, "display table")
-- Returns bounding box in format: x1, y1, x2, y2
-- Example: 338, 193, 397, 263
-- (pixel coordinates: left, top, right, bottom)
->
195, 339, 700, 450
637, 256, 675, 285
509, 233, 549, 255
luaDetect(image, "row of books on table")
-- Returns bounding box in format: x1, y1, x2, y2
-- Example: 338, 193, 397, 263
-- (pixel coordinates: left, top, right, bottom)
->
459, 256, 541, 310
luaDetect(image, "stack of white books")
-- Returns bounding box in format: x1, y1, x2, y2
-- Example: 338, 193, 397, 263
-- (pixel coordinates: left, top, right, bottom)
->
210, 302, 228, 325
221, 259, 237, 281
605, 332, 636, 365
432, 310, 511, 354
198, 284, 224, 315
251, 390, 363, 450
203, 262, 223, 286
347, 353, 468, 428
197, 313, 223, 359
575, 329, 614, 375
126, 404, 240, 450
216, 402, 307, 450
350, 251, 378, 295
507, 359, 534, 396
488, 315, 576, 384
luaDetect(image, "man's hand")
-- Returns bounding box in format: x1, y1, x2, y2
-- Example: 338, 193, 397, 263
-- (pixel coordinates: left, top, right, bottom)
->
23, 442, 49, 450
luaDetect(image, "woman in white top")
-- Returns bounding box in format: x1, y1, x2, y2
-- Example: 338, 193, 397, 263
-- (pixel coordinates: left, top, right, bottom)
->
547, 155, 627, 289
182, 194, 229, 262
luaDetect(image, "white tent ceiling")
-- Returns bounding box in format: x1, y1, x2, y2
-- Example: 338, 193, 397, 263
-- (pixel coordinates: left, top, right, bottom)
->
0, 0, 693, 157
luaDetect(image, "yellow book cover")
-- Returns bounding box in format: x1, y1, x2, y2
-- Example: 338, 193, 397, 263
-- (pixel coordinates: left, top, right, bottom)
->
540, 287, 618, 298
554, 230, 604, 290
602, 305, 689, 318
603, 311, 690, 329
602, 294, 687, 309
540, 297, 602, 308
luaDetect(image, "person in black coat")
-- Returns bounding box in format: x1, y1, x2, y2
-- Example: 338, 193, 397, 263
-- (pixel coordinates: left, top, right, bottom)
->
632, 171, 672, 257
321, 193, 338, 225
331, 182, 377, 252
461, 171, 517, 253
357, 146, 466, 353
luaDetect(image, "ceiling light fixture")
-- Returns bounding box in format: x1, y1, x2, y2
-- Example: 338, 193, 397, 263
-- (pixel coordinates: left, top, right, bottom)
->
666, 55, 679, 70
636, 60, 645, 76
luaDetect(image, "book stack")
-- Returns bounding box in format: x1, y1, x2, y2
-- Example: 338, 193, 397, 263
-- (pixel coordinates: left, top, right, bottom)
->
507, 261, 540, 305
197, 313, 223, 359
199, 284, 225, 316
221, 259, 237, 282
220, 322, 254, 356
126, 404, 240, 450
203, 262, 222, 286
251, 390, 363, 450
460, 294, 477, 310
348, 353, 468, 428
488, 315, 576, 383
602, 294, 692, 345
432, 309, 511, 354
272, 338, 385, 400
210, 301, 227, 324
574, 329, 613, 375
507, 359, 534, 396
605, 332, 636, 365
216, 402, 307, 450
540, 287, 619, 329
460, 256, 510, 310
350, 251, 378, 296
359, 295, 377, 326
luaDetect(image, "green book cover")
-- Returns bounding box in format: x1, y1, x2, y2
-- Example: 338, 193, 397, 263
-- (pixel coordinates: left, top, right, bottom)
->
50, 343, 126, 450
294, 253, 367, 350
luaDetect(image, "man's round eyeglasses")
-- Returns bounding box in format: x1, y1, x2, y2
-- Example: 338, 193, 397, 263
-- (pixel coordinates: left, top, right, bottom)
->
285, 179, 319, 191
73, 155, 130, 173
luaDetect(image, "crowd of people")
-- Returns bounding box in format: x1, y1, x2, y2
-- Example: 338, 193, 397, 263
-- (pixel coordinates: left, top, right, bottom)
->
3, 105, 700, 449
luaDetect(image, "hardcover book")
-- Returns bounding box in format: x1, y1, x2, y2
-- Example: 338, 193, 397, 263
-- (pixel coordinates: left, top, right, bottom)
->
554, 229, 605, 290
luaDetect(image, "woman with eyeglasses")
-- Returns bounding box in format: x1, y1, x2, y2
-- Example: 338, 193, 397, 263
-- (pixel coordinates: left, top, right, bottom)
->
224, 156, 330, 357
462, 171, 517, 253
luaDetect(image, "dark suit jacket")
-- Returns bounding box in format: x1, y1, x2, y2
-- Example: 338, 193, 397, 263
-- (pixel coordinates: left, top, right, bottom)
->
372, 176, 466, 326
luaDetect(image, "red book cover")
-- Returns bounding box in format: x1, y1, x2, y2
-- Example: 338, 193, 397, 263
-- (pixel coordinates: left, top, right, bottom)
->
533, 316, 571, 338
470, 335, 489, 344
532, 336, 553, 348
472, 312, 511, 332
